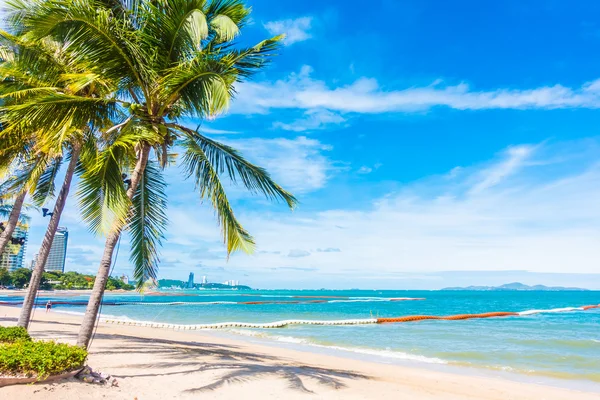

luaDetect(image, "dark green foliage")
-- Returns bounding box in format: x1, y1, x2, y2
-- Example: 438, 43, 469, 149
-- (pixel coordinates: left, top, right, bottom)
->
0, 326, 31, 343
3, 269, 134, 290
0, 267, 11, 286
9, 268, 31, 288
0, 340, 87, 378
129, 161, 168, 289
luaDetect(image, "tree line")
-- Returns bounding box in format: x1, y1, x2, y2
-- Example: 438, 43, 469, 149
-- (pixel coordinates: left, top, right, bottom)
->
0, 268, 134, 291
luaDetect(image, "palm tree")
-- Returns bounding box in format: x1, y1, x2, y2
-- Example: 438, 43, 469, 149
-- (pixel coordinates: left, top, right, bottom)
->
74, 0, 295, 348
0, 190, 27, 255
0, 32, 121, 328
6, 0, 297, 348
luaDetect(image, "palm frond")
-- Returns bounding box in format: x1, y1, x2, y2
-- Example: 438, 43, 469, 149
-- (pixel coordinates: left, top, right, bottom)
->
173, 124, 297, 208
128, 160, 168, 290
31, 155, 62, 206
77, 136, 135, 236
179, 129, 255, 255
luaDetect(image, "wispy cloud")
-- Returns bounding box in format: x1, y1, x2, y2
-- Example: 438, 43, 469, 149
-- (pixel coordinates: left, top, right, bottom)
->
264, 17, 313, 45
273, 109, 346, 132
225, 136, 336, 192
234, 66, 600, 115
204, 139, 600, 287
469, 145, 534, 194
200, 126, 240, 135
288, 249, 311, 258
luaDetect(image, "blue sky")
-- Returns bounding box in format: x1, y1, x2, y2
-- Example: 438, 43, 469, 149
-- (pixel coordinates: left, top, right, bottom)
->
17, 0, 600, 289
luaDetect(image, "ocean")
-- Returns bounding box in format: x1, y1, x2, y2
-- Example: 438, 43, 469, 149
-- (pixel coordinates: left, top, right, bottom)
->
2, 289, 599, 385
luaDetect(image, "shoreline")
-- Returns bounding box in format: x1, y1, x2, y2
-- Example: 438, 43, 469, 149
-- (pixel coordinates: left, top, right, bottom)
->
1, 305, 599, 399
47, 308, 600, 391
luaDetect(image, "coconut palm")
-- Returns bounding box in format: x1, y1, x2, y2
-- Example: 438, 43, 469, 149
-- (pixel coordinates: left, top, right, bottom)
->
6, 0, 297, 348
0, 31, 121, 328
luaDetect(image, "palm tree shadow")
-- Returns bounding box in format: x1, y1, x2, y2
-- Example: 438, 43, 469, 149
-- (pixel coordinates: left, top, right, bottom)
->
1, 317, 372, 394
101, 335, 371, 394
184, 363, 369, 394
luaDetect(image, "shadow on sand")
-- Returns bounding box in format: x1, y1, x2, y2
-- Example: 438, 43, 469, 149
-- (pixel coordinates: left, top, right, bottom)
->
0, 316, 371, 394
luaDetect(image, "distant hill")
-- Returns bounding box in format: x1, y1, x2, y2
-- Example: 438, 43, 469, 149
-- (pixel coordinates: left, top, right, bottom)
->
441, 282, 589, 291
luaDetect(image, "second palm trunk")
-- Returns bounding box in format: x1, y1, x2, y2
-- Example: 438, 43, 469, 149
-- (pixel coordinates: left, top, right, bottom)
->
17, 143, 82, 328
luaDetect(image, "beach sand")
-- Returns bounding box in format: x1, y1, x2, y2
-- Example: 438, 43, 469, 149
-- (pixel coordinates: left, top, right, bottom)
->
1, 305, 598, 399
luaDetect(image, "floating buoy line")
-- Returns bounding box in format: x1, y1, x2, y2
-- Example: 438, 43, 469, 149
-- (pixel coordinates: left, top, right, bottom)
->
98, 304, 599, 330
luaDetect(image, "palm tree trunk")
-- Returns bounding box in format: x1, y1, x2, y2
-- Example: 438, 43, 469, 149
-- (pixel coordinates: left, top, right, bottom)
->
17, 143, 83, 328
0, 190, 28, 256
77, 143, 151, 348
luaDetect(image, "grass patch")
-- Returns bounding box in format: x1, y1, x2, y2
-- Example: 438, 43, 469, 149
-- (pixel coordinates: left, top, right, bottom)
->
0, 340, 87, 378
0, 326, 31, 343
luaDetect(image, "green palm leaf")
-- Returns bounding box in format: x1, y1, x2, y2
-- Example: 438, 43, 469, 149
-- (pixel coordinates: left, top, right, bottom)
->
128, 160, 168, 289
31, 155, 63, 207
174, 124, 297, 208
180, 131, 255, 255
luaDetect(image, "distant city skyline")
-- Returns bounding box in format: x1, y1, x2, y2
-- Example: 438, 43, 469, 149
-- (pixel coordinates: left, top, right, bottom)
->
44, 227, 69, 273
0, 223, 28, 271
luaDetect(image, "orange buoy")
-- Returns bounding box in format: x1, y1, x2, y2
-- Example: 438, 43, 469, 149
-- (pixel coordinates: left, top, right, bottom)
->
376, 312, 518, 324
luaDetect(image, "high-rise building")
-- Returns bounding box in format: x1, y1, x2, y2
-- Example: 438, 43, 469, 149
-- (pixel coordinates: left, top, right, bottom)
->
0, 223, 29, 272
186, 272, 195, 288
45, 227, 68, 272
201, 275, 207, 284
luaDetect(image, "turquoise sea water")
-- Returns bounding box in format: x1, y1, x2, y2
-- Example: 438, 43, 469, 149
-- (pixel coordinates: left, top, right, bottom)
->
2, 290, 599, 383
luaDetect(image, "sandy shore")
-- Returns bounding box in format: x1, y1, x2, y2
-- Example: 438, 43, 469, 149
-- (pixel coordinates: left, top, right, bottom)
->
1, 305, 598, 399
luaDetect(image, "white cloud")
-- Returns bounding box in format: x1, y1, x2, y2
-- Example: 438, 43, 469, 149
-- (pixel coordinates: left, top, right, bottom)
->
191, 140, 600, 287
469, 145, 534, 194
225, 136, 336, 193
288, 249, 311, 258
200, 126, 240, 135
357, 163, 382, 175
233, 67, 600, 115
264, 17, 313, 45
273, 109, 346, 132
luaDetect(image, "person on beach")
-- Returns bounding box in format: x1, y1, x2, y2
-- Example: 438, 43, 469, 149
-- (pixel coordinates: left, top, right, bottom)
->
45, 301, 52, 313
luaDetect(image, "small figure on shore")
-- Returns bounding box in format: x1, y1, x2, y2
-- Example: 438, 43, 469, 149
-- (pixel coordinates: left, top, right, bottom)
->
45, 301, 52, 313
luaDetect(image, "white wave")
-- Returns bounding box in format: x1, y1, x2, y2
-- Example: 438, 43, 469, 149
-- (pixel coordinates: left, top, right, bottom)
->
329, 299, 387, 303
316, 344, 447, 364
54, 310, 86, 317
592, 339, 600, 343
227, 329, 447, 364
518, 307, 583, 316
228, 329, 310, 344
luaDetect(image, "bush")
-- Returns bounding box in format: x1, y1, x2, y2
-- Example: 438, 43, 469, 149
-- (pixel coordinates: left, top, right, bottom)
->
0, 340, 88, 378
0, 326, 31, 343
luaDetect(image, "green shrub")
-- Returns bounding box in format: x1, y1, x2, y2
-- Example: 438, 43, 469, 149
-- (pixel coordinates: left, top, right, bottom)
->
0, 326, 31, 343
0, 340, 88, 378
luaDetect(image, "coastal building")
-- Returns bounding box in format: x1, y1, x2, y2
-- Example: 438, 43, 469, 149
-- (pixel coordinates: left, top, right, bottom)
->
120, 275, 129, 285
186, 272, 195, 288
201, 275, 207, 284
0, 223, 29, 271
45, 227, 68, 272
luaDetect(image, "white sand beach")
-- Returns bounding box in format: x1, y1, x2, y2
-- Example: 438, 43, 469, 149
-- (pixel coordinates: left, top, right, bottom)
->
1, 305, 598, 399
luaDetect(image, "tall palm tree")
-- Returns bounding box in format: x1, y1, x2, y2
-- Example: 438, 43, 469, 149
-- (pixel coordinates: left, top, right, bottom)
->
74, 0, 295, 348
0, 32, 121, 328
6, 0, 297, 348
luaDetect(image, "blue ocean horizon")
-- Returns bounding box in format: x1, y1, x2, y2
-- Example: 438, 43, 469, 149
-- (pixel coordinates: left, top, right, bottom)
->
2, 289, 599, 385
